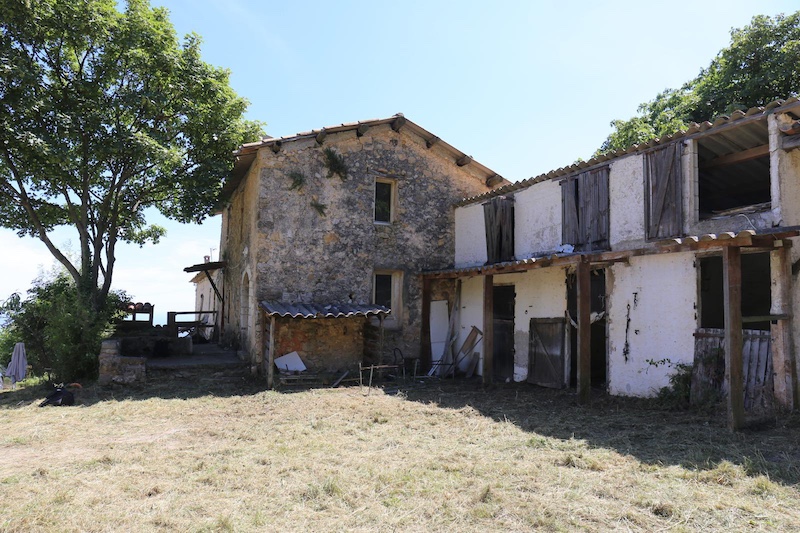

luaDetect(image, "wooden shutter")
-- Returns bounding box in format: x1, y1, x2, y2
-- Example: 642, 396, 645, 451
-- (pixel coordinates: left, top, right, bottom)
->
561, 178, 580, 246
484, 196, 514, 264
645, 142, 683, 239
528, 318, 566, 388
573, 167, 609, 252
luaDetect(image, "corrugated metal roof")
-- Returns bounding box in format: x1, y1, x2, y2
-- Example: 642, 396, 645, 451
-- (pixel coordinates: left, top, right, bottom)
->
260, 300, 390, 319
456, 97, 800, 207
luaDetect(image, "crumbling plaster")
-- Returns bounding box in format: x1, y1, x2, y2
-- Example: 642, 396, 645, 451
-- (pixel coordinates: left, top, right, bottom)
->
515, 180, 562, 256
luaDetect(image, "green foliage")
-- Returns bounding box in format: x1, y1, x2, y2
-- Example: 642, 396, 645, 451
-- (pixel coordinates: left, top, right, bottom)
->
1, 274, 127, 382
0, 0, 264, 309
322, 147, 348, 180
596, 12, 800, 155
655, 363, 694, 409
288, 170, 307, 190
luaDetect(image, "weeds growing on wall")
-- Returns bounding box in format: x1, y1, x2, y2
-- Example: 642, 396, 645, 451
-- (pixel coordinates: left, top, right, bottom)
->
322, 147, 348, 180
287, 170, 306, 190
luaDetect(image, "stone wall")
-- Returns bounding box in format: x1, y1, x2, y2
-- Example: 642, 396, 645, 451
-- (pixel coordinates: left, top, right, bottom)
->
98, 339, 146, 385
222, 123, 498, 365
274, 317, 365, 373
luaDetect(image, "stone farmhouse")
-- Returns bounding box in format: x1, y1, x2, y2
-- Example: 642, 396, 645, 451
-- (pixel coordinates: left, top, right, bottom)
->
422, 97, 800, 429
208, 114, 508, 384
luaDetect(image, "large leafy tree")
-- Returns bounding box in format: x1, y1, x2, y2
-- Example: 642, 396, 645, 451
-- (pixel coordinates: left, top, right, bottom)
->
0, 0, 263, 312
596, 11, 800, 155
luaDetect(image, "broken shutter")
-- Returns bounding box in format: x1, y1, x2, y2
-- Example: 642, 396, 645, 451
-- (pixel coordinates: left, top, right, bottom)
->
562, 167, 609, 251
528, 318, 566, 388
645, 142, 683, 239
483, 196, 514, 264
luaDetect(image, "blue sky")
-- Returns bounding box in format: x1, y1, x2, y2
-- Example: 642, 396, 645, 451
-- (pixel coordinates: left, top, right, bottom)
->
1, 0, 797, 324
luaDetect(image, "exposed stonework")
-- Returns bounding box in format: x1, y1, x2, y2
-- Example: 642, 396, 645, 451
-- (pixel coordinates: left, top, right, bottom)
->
98, 339, 146, 385
219, 118, 506, 372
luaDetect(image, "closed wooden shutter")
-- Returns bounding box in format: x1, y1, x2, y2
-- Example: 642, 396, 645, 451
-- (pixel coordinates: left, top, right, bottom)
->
528, 318, 566, 388
579, 167, 609, 251
645, 142, 683, 239
484, 196, 514, 264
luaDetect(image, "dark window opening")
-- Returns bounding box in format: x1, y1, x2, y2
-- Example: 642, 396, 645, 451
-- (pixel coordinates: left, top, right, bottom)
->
697, 127, 770, 219
493, 285, 515, 381
699, 253, 771, 330
483, 196, 514, 264
374, 273, 392, 309
375, 181, 392, 223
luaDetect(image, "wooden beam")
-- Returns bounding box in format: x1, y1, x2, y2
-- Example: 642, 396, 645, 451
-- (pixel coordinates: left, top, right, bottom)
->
577, 258, 591, 404
482, 275, 494, 385
485, 174, 504, 187
778, 120, 800, 135
356, 124, 370, 137
780, 134, 800, 152
723, 246, 745, 430
420, 277, 432, 371
456, 155, 473, 167
269, 140, 282, 154
391, 115, 406, 132
702, 144, 768, 169
315, 129, 327, 145
426, 136, 440, 149
770, 245, 796, 409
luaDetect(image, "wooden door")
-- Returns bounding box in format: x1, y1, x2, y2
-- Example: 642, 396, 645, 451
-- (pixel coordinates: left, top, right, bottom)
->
493, 285, 515, 381
528, 318, 566, 388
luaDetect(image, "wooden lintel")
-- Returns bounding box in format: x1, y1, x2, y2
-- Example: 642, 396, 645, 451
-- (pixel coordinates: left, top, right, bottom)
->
778, 120, 800, 135
315, 129, 327, 145
722, 246, 745, 431
391, 116, 406, 132
742, 314, 791, 323
269, 141, 282, 154
703, 144, 769, 169
426, 136, 440, 149
456, 155, 473, 167
356, 124, 370, 137
780, 134, 800, 152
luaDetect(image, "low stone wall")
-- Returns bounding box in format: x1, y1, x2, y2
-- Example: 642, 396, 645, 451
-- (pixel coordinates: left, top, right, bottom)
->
98, 339, 146, 385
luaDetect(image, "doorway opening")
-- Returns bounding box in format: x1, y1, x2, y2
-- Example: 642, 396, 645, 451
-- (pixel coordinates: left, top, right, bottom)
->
567, 269, 607, 388
699, 252, 771, 330
493, 285, 515, 382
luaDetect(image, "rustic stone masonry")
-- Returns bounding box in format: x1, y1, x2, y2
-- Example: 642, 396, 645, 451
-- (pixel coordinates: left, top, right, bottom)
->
98, 339, 146, 385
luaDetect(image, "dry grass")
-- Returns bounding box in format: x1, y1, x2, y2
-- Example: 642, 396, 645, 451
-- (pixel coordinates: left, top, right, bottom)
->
1, 370, 800, 532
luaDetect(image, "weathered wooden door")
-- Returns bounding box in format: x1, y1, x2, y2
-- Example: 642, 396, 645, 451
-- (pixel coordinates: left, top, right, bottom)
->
645, 142, 683, 240
493, 285, 515, 381
528, 318, 566, 388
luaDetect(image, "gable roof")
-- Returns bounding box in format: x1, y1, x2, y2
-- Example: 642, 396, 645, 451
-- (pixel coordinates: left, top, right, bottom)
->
221, 114, 508, 202
456, 97, 800, 207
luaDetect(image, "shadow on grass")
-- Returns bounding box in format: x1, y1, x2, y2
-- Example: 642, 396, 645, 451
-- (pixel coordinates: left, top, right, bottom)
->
3, 369, 799, 486
397, 379, 800, 487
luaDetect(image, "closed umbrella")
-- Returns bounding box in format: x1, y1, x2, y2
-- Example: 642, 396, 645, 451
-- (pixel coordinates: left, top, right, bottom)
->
6, 342, 27, 388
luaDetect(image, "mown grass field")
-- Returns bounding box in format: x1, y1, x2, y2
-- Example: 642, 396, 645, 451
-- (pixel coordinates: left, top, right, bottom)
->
1, 369, 799, 532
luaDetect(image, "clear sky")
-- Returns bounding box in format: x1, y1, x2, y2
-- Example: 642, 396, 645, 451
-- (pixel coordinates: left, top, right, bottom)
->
1, 0, 797, 325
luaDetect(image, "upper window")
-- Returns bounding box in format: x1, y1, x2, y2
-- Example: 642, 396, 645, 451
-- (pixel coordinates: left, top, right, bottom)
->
561, 166, 609, 252
696, 123, 770, 219
374, 179, 394, 223
483, 196, 515, 264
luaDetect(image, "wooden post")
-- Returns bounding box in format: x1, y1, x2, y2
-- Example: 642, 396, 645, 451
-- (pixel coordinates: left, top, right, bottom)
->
577, 258, 591, 404
267, 315, 276, 389
420, 277, 432, 370
482, 275, 494, 385
723, 245, 745, 430
378, 315, 385, 365
770, 243, 796, 409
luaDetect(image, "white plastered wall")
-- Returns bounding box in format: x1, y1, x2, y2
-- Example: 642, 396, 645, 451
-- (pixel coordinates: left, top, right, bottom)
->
455, 204, 487, 267
607, 253, 697, 397
457, 276, 485, 374
608, 154, 645, 249
515, 180, 562, 256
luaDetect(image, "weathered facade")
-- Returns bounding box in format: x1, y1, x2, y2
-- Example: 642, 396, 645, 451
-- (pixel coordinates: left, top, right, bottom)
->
216, 115, 507, 375
427, 98, 800, 428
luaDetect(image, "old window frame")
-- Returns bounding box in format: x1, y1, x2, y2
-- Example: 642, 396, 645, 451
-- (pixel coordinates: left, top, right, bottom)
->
373, 269, 403, 327
374, 178, 396, 224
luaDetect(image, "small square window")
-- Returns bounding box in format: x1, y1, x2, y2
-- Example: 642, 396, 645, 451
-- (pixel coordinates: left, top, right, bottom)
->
375, 180, 393, 223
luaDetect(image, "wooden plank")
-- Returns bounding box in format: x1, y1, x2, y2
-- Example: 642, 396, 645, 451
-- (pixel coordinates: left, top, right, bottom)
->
482, 275, 494, 385
703, 144, 769, 169
743, 336, 756, 410
780, 134, 800, 151
561, 179, 580, 247
267, 315, 276, 389
755, 333, 771, 408
577, 258, 591, 404
723, 246, 745, 430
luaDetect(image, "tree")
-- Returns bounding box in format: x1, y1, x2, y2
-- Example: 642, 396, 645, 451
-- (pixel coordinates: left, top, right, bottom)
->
0, 0, 263, 313
596, 11, 800, 155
